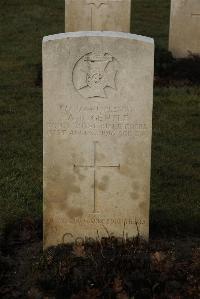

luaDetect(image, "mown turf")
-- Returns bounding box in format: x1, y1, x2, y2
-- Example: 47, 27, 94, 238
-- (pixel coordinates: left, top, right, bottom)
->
151, 87, 200, 236
0, 0, 64, 228
0, 0, 199, 235
131, 0, 171, 48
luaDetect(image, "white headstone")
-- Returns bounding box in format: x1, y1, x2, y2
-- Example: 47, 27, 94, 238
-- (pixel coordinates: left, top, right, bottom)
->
65, 0, 131, 32
169, 0, 200, 58
43, 32, 154, 248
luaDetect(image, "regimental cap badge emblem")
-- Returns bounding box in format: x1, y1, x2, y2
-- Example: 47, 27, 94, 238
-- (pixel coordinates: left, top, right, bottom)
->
73, 51, 119, 99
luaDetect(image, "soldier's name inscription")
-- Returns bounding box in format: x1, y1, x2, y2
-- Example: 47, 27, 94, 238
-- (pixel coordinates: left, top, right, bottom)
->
47, 102, 148, 137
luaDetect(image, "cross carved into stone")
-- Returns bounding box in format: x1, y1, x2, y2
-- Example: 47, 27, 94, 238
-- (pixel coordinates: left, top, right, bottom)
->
74, 141, 120, 214
87, 0, 107, 8
191, 13, 200, 17
86, 0, 108, 30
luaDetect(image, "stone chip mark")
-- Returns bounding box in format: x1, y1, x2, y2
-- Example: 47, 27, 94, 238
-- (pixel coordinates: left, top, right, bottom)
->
98, 175, 109, 191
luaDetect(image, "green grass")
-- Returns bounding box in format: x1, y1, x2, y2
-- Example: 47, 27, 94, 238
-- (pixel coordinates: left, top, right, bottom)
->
151, 87, 200, 236
0, 0, 199, 235
0, 0, 65, 228
131, 0, 171, 48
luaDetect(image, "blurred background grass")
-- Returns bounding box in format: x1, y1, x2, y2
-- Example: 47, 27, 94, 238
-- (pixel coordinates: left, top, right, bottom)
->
0, 0, 199, 236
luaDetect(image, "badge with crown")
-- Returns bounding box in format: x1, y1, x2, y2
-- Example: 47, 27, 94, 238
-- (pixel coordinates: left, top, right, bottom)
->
73, 51, 119, 98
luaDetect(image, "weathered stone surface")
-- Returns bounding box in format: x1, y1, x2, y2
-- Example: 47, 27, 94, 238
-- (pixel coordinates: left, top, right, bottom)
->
43, 32, 154, 248
65, 0, 131, 32
169, 0, 200, 58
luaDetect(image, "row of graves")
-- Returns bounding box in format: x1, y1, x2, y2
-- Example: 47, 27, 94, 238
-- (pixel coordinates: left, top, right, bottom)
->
65, 0, 200, 58
1, 1, 199, 299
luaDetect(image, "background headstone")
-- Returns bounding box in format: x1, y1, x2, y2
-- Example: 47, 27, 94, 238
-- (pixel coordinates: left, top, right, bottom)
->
43, 32, 154, 248
65, 0, 131, 32
169, 0, 200, 58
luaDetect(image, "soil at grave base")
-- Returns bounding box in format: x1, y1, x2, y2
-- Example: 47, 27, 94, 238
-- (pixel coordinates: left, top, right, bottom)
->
0, 218, 200, 299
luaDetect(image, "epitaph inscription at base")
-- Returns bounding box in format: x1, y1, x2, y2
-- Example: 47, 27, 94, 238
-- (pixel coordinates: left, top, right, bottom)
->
43, 32, 154, 248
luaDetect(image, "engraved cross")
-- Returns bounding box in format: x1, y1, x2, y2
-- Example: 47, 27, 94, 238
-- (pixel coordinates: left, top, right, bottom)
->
87, 0, 107, 8
74, 141, 120, 214
86, 0, 108, 30
191, 13, 200, 17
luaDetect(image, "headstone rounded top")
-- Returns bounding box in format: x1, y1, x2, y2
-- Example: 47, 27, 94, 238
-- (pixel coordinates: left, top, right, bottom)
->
43, 29, 154, 248
43, 31, 154, 45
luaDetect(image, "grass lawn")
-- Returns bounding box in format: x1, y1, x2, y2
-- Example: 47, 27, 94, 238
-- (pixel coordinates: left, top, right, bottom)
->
0, 0, 199, 236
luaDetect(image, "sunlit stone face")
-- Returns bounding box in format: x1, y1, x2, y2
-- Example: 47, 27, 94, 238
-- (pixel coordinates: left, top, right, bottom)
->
65, 0, 131, 32
43, 32, 154, 248
169, 0, 200, 57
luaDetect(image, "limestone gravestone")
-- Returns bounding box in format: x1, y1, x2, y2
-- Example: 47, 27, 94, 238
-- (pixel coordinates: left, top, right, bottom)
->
169, 0, 200, 58
65, 0, 131, 32
43, 32, 154, 248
